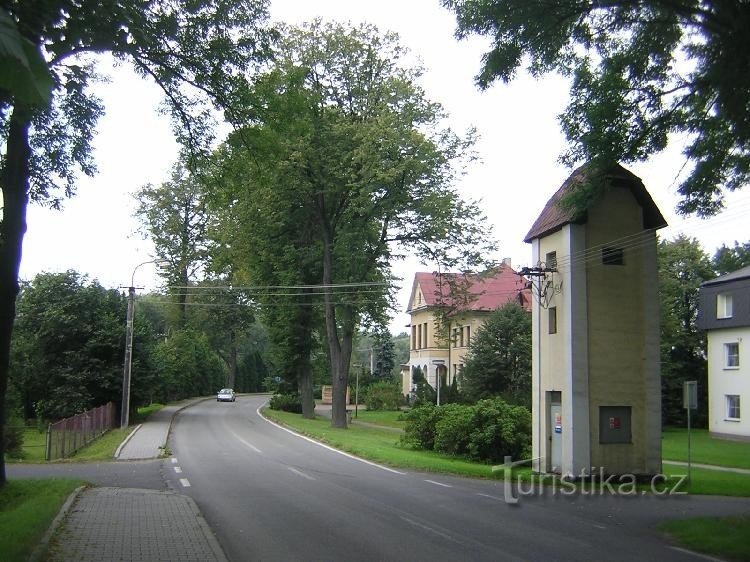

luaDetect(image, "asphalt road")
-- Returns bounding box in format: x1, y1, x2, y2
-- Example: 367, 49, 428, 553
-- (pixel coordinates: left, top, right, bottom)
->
164, 395, 750, 562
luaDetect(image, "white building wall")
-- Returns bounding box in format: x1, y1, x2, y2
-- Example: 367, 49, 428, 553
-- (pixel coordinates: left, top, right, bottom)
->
708, 327, 750, 437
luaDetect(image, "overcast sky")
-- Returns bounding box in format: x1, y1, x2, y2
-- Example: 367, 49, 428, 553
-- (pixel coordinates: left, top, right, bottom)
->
18, 0, 750, 334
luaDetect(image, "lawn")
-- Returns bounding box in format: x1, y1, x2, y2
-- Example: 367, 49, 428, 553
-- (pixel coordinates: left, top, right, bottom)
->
351, 409, 406, 429
660, 515, 750, 561
662, 427, 750, 469
661, 464, 750, 497
0, 478, 85, 562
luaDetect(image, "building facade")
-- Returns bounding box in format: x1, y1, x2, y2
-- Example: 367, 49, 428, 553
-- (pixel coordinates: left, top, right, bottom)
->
402, 263, 531, 396
525, 163, 665, 477
697, 266, 750, 439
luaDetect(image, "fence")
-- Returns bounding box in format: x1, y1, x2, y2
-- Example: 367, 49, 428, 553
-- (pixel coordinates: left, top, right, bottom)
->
46, 402, 116, 460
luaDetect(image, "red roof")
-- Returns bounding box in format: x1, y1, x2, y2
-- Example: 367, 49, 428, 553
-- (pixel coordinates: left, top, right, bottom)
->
524, 162, 667, 242
407, 266, 531, 314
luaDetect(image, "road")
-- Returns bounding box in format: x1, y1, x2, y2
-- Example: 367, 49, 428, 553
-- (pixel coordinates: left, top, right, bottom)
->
164, 395, 750, 561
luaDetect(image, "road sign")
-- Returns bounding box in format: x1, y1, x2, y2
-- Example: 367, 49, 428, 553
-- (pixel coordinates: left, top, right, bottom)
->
683, 380, 697, 410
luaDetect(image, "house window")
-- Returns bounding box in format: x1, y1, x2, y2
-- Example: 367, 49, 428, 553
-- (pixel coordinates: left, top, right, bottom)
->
717, 293, 733, 319
452, 327, 459, 348
423, 323, 428, 349
459, 326, 464, 347
726, 395, 741, 420
602, 247, 624, 265
545, 251, 558, 271
548, 307, 557, 334
465, 325, 471, 346
411, 325, 416, 350
725, 342, 740, 368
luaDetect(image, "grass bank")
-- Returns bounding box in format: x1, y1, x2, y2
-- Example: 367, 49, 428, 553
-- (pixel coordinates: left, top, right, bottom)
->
0, 478, 84, 562
660, 515, 750, 561
662, 427, 750, 469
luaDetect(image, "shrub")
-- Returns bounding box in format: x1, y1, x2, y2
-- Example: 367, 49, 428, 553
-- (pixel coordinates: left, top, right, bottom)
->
269, 393, 303, 413
468, 398, 531, 463
400, 404, 442, 450
363, 382, 403, 411
3, 414, 24, 458
434, 403, 474, 457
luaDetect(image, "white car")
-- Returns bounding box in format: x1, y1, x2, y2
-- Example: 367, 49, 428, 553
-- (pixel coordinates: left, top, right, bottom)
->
217, 388, 236, 402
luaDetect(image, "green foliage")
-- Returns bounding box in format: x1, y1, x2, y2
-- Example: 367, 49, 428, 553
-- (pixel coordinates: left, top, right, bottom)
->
713, 241, 750, 275
2, 414, 23, 458
402, 398, 531, 463
363, 382, 403, 411
401, 404, 442, 450
152, 329, 226, 402
658, 236, 715, 426
443, 0, 750, 216
269, 393, 303, 414
411, 366, 436, 406
459, 303, 531, 406
9, 271, 126, 421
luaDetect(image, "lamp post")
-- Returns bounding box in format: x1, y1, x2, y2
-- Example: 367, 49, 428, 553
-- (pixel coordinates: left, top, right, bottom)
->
120, 259, 168, 429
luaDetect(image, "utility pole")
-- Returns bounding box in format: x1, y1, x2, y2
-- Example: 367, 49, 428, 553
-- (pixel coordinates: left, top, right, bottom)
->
120, 259, 168, 429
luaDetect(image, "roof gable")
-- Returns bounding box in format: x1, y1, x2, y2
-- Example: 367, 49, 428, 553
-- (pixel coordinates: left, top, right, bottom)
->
524, 162, 667, 243
406, 266, 531, 314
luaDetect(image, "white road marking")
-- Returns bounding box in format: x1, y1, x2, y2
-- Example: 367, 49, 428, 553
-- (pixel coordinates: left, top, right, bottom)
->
171, 457, 178, 464
399, 516, 463, 545
476, 492, 504, 502
669, 546, 724, 561
229, 430, 263, 454
592, 524, 606, 530
287, 467, 316, 481
424, 479, 452, 488
174, 467, 183, 474
257, 404, 406, 475
179, 478, 191, 487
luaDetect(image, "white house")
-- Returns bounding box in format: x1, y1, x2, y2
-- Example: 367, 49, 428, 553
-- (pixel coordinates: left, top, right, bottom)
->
698, 266, 750, 439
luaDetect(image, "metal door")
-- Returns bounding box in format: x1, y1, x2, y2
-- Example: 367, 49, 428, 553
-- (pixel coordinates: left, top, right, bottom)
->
549, 403, 562, 473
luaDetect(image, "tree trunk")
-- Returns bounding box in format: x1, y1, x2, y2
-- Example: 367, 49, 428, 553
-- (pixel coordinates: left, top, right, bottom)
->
321, 235, 350, 428
298, 361, 314, 419
0, 109, 32, 486
228, 328, 237, 389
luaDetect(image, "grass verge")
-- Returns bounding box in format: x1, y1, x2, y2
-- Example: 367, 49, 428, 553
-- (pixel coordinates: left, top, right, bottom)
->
133, 403, 164, 424
662, 427, 750, 469
351, 409, 406, 429
659, 515, 750, 561
661, 464, 750, 497
0, 478, 85, 562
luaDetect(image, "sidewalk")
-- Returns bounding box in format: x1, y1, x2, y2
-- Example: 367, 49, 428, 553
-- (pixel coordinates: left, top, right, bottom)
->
115, 397, 208, 460
37, 396, 227, 561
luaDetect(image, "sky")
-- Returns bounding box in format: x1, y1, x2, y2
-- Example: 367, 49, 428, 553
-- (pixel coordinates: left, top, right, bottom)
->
17, 0, 750, 335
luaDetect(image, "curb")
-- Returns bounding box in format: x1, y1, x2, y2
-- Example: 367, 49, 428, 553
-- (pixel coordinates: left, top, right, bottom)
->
113, 424, 142, 459
183, 493, 229, 561
28, 485, 86, 562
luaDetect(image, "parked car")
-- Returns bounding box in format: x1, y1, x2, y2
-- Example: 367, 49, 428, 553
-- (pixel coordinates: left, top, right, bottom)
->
217, 388, 236, 402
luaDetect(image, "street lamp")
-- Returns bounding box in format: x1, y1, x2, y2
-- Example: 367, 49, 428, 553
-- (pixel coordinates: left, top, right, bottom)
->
120, 259, 168, 428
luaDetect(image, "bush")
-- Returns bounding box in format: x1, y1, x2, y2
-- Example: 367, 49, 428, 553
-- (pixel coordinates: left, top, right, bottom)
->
468, 398, 531, 463
400, 404, 442, 450
269, 393, 303, 413
3, 415, 24, 458
434, 404, 474, 457
400, 398, 532, 463
363, 382, 403, 411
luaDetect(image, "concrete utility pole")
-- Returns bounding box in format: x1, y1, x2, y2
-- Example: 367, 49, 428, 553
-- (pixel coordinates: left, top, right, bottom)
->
120, 259, 168, 429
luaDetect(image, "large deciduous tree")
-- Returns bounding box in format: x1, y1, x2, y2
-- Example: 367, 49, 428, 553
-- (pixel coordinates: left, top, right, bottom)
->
443, 0, 750, 217
216, 21, 496, 427
713, 241, 750, 275
658, 235, 715, 426
0, 0, 271, 485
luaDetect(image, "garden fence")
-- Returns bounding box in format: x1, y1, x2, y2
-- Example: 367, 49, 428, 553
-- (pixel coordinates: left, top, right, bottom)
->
46, 402, 116, 460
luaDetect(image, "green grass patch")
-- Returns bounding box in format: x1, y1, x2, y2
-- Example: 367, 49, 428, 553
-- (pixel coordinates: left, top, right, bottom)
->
662, 427, 750, 469
659, 515, 750, 561
0, 478, 85, 562
66, 427, 132, 461
133, 403, 164, 423
6, 428, 48, 463
264, 408, 526, 479
661, 464, 750, 497
351, 409, 406, 429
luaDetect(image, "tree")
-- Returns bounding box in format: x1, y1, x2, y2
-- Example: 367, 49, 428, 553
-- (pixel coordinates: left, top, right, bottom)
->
458, 302, 531, 406
713, 241, 750, 275
0, 0, 272, 484
221, 21, 496, 428
9, 271, 126, 420
443, 0, 750, 217
658, 235, 715, 426
134, 161, 210, 328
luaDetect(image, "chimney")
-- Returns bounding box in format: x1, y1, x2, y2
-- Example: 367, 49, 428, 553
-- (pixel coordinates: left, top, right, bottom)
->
502, 257, 512, 268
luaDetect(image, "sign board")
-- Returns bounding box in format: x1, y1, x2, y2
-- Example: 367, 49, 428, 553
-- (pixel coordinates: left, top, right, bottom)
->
554, 412, 562, 433
683, 380, 698, 410
320, 385, 351, 405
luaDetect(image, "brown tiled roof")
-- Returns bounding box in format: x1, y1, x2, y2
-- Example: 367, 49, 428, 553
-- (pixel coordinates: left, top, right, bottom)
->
524, 162, 667, 243
407, 266, 531, 314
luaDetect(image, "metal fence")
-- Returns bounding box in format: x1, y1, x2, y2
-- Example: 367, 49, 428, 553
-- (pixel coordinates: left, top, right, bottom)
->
46, 402, 116, 460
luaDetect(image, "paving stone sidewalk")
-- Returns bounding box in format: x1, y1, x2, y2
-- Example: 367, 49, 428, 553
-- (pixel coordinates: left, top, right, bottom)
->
46, 487, 227, 562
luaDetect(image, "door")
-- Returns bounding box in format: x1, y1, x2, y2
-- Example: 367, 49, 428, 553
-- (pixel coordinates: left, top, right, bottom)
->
549, 402, 562, 473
